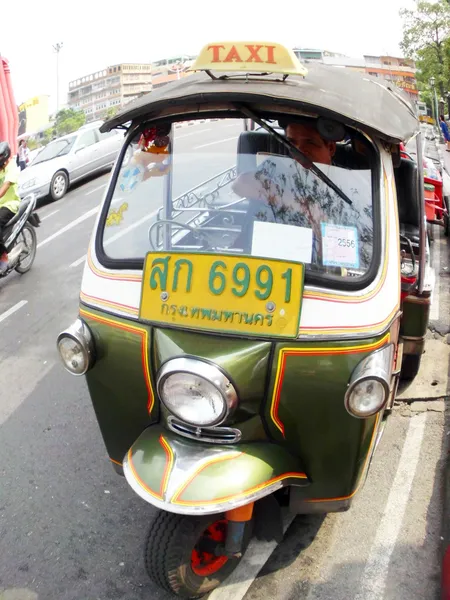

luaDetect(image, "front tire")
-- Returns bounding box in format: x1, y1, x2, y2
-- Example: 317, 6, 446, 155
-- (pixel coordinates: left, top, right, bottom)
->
145, 511, 245, 598
50, 170, 68, 201
15, 224, 37, 274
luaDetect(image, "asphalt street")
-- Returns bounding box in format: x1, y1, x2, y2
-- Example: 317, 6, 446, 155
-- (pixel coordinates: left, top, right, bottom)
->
0, 120, 449, 600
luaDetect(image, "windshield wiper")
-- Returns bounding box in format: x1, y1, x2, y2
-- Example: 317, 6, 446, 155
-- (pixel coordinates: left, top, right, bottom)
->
236, 104, 353, 206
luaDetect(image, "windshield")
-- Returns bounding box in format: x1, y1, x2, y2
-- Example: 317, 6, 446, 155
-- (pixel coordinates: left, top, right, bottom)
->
33, 135, 76, 164
101, 117, 378, 282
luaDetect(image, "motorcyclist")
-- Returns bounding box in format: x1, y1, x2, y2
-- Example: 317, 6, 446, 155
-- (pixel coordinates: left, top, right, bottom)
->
0, 142, 20, 273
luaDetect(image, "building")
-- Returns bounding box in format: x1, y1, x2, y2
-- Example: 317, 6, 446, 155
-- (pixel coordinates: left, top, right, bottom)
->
363, 55, 418, 99
68, 63, 153, 122
151, 54, 197, 89
293, 48, 418, 100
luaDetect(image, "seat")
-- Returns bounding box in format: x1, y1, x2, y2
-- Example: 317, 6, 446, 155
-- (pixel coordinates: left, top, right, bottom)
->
5, 198, 30, 228
236, 130, 370, 175
394, 158, 420, 243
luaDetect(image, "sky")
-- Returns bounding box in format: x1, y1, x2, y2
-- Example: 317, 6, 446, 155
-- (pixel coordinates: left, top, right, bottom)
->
2, 0, 416, 114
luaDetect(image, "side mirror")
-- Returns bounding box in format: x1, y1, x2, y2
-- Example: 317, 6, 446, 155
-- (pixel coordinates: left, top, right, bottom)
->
76, 145, 86, 153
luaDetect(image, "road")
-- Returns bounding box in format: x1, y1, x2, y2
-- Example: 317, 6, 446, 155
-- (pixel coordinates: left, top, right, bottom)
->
0, 121, 449, 600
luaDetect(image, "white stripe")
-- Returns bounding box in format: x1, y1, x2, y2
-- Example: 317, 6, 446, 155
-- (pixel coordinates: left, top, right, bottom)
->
194, 136, 238, 149
85, 183, 106, 196
176, 128, 212, 140
0, 300, 28, 324
70, 208, 158, 268
209, 514, 295, 600
429, 231, 441, 320
40, 209, 60, 221
355, 412, 427, 600
37, 207, 98, 249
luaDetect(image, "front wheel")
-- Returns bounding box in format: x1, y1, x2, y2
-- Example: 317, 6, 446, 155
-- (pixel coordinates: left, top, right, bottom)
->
15, 224, 37, 274
145, 511, 245, 598
50, 170, 68, 201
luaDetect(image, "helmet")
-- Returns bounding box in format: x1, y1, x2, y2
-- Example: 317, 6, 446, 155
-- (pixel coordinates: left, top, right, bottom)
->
0, 141, 11, 170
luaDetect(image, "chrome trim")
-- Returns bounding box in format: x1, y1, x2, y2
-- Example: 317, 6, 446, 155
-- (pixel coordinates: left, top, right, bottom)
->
56, 318, 96, 376
416, 132, 426, 293
157, 357, 238, 427
123, 452, 287, 516
344, 344, 394, 418
166, 416, 242, 444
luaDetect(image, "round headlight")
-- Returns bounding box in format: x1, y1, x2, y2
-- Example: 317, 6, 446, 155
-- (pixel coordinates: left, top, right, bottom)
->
157, 358, 238, 427
345, 379, 387, 418
57, 319, 95, 376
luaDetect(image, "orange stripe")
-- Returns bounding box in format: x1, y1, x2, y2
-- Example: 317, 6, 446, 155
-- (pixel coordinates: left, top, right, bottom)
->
173, 468, 308, 507
110, 458, 123, 466
127, 448, 163, 500
171, 452, 242, 503
79, 308, 155, 414
306, 413, 381, 503
159, 435, 175, 496
80, 290, 139, 316
299, 306, 399, 336
88, 246, 142, 282
269, 333, 391, 435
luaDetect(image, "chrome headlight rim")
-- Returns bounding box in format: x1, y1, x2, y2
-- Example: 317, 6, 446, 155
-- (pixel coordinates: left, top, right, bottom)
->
344, 344, 394, 419
57, 318, 95, 376
157, 356, 239, 427
344, 376, 389, 419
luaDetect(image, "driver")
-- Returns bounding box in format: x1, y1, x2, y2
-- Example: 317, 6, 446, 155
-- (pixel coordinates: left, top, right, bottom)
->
232, 118, 337, 203
0, 142, 20, 274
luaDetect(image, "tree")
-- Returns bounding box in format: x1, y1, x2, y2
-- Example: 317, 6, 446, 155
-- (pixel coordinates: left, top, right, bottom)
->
400, 0, 450, 97
105, 106, 119, 120
54, 108, 86, 136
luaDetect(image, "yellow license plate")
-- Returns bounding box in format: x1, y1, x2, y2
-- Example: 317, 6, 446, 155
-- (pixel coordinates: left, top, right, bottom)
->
140, 252, 304, 338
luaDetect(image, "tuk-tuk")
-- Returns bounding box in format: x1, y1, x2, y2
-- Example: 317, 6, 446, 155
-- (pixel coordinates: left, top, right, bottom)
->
57, 42, 433, 598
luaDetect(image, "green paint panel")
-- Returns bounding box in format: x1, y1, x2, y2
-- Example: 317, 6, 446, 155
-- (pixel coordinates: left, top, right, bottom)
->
265, 336, 385, 502
153, 328, 272, 427
400, 298, 430, 338
82, 308, 158, 464
129, 425, 307, 506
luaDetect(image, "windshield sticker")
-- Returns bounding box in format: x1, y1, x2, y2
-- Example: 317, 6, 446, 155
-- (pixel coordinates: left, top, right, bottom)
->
321, 223, 359, 269
106, 202, 128, 227
252, 221, 312, 263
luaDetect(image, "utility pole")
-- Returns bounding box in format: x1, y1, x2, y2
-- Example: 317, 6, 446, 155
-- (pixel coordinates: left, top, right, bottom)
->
53, 42, 63, 115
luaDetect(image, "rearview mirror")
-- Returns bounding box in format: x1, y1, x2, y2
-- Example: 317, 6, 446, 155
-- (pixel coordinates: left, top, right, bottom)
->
76, 145, 86, 153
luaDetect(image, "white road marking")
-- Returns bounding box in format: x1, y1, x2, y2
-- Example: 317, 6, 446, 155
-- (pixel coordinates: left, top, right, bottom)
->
194, 136, 238, 149
69, 208, 159, 268
37, 207, 98, 249
209, 513, 295, 600
355, 412, 427, 600
0, 300, 28, 325
176, 128, 212, 139
430, 230, 441, 320
40, 209, 60, 221
85, 183, 106, 196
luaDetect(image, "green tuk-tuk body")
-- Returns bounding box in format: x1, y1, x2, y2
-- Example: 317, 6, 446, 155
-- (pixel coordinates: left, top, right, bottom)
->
58, 41, 432, 598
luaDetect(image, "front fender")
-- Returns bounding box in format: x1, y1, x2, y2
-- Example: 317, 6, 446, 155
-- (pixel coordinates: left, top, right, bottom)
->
123, 425, 309, 515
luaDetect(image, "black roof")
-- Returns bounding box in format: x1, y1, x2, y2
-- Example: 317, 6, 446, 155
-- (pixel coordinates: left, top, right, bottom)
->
101, 63, 419, 143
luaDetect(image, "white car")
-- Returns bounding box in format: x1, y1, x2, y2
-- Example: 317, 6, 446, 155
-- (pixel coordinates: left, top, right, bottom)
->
18, 123, 124, 201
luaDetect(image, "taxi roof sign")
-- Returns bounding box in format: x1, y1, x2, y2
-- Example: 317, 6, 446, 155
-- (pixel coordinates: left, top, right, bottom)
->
188, 42, 308, 77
